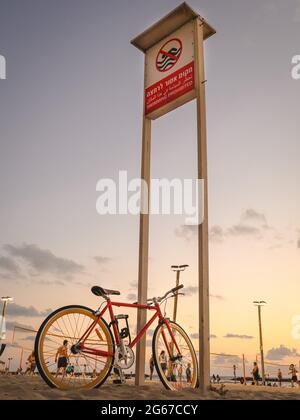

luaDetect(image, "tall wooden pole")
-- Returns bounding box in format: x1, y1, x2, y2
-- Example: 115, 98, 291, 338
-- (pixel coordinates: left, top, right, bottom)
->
257, 305, 266, 385
172, 270, 181, 323
1, 300, 7, 319
194, 17, 210, 393
243, 354, 246, 385
135, 58, 152, 386
19, 348, 23, 372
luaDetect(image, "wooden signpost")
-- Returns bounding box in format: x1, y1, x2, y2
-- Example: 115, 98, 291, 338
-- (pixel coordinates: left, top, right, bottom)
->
131, 2, 216, 393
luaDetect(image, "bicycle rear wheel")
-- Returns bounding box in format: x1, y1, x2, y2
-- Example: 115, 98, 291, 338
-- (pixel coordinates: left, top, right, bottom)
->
153, 321, 198, 391
35, 305, 115, 390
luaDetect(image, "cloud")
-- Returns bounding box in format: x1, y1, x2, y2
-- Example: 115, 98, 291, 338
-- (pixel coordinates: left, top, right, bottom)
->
213, 354, 243, 365
266, 345, 300, 361
224, 333, 254, 340
227, 209, 270, 238
175, 209, 269, 242
6, 321, 35, 332
175, 225, 225, 243
7, 303, 52, 318
174, 225, 197, 241
126, 293, 137, 302
0, 256, 20, 276
184, 286, 198, 296
227, 224, 261, 237
241, 209, 267, 226
183, 286, 224, 301
4, 244, 84, 278
183, 286, 224, 302
94, 256, 111, 266
210, 226, 224, 243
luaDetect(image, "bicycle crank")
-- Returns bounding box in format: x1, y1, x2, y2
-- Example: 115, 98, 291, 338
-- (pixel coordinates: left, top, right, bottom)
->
115, 345, 135, 370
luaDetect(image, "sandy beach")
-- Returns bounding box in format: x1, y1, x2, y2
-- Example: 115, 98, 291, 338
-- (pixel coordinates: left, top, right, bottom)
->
0, 376, 300, 400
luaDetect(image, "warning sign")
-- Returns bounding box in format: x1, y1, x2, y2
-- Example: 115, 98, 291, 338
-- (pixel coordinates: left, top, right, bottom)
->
145, 21, 195, 118
145, 62, 194, 115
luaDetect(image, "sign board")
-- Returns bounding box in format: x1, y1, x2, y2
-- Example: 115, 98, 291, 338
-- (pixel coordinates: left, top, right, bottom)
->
131, 2, 216, 389
145, 21, 196, 119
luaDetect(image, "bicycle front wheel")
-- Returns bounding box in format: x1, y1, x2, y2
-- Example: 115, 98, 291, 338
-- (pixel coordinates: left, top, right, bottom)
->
35, 305, 115, 390
153, 321, 198, 391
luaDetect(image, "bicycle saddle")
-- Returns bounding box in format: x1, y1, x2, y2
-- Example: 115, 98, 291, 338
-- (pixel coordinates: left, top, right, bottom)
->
91, 286, 121, 298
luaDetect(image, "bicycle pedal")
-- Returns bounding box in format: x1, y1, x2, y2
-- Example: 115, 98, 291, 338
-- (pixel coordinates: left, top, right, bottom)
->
115, 367, 126, 384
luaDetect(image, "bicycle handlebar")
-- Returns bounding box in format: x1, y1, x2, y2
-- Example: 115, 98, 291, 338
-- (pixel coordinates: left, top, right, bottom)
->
133, 285, 185, 305
162, 284, 184, 300
147, 284, 184, 304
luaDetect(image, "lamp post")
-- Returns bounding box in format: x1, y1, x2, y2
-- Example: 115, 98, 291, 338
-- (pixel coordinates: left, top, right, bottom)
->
1, 296, 13, 317
1, 297, 13, 340
242, 354, 246, 385
171, 265, 189, 323
253, 301, 267, 386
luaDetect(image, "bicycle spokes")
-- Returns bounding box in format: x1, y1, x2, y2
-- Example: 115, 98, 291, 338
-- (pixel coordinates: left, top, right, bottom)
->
36, 307, 114, 390
153, 322, 198, 390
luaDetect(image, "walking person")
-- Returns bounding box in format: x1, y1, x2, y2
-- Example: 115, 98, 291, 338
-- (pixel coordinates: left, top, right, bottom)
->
149, 355, 155, 381
159, 350, 167, 374
186, 363, 192, 384
24, 351, 36, 376
233, 365, 237, 384
24, 358, 31, 376
178, 364, 183, 383
252, 362, 260, 386
55, 340, 69, 378
29, 351, 36, 376
278, 369, 283, 387
289, 364, 300, 388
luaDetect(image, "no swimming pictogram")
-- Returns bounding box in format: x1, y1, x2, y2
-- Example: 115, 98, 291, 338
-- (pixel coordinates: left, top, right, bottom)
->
156, 38, 183, 72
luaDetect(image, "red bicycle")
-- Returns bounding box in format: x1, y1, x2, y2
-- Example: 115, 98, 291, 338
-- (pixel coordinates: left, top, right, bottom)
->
35, 284, 198, 391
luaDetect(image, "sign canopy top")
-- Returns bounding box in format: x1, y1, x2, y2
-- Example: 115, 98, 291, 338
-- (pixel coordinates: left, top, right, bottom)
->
131, 2, 216, 53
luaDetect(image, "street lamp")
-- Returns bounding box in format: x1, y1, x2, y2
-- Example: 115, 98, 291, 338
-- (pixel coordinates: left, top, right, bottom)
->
1, 297, 13, 340
1, 296, 13, 317
253, 300, 267, 386
171, 265, 189, 323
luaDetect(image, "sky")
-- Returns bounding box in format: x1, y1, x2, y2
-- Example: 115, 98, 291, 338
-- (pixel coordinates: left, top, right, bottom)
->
0, 0, 300, 376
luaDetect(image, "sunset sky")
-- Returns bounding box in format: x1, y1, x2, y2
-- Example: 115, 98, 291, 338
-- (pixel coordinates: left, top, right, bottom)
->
0, 0, 300, 376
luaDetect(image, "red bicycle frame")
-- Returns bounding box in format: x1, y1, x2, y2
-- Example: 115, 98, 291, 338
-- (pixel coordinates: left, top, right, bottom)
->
78, 299, 181, 359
